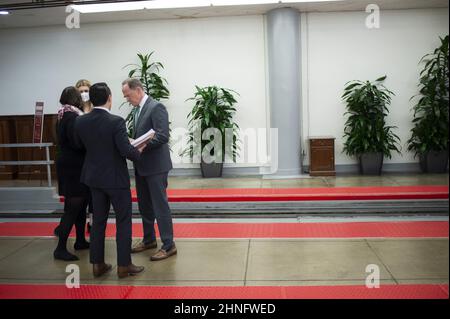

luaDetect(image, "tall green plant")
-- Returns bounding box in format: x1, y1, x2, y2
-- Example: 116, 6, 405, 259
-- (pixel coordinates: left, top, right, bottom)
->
121, 52, 170, 136
342, 76, 401, 158
407, 35, 449, 157
182, 86, 240, 162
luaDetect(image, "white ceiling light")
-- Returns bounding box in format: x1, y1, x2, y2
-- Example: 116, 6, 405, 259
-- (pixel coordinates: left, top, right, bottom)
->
0, 10, 10, 15
145, 0, 211, 9
72, 0, 342, 14
72, 2, 146, 13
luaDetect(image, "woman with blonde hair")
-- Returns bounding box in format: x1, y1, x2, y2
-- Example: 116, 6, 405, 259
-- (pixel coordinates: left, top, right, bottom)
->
75, 79, 93, 113
75, 79, 94, 233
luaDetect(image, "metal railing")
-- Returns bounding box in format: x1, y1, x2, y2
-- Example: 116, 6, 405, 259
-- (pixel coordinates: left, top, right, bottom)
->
0, 143, 54, 187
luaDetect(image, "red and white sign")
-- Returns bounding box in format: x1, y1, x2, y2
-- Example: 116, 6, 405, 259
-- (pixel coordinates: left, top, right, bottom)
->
33, 102, 44, 144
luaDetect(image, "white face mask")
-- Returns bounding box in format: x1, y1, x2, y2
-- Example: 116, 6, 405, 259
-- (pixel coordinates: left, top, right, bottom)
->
80, 92, 90, 102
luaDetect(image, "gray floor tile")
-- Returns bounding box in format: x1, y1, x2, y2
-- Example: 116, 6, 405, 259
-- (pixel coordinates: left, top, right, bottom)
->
98, 239, 249, 282
246, 240, 393, 281
98, 280, 245, 286
324, 176, 399, 187
367, 239, 449, 280
396, 279, 449, 285
388, 174, 449, 186
0, 238, 113, 281
0, 238, 34, 261
245, 279, 397, 286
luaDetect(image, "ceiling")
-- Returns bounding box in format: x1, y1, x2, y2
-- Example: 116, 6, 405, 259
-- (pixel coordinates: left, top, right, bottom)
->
0, 0, 448, 29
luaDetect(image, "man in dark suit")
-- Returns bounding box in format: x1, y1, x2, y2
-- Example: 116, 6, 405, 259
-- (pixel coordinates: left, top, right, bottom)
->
121, 78, 176, 261
74, 82, 146, 278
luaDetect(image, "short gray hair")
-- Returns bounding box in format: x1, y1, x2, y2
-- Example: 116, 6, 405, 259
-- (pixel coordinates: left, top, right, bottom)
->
122, 78, 144, 90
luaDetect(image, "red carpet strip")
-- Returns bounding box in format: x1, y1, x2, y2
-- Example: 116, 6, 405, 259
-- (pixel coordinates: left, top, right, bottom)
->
58, 185, 449, 202
162, 185, 449, 202
0, 283, 447, 299
0, 221, 448, 238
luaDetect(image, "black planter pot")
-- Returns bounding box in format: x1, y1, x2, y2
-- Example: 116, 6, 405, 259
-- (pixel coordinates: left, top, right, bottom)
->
200, 161, 223, 178
419, 150, 449, 173
359, 152, 384, 175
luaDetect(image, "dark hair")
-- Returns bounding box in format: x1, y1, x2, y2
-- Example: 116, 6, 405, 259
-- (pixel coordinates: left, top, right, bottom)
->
59, 86, 82, 110
89, 82, 111, 106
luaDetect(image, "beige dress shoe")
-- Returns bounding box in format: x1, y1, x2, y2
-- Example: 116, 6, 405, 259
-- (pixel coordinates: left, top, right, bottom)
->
150, 245, 177, 261
131, 240, 157, 253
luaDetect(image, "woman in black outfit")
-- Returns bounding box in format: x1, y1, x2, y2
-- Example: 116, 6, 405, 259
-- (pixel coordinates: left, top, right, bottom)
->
54, 86, 90, 261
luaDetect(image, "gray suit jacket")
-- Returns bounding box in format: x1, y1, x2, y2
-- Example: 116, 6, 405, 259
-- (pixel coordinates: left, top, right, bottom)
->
133, 97, 173, 176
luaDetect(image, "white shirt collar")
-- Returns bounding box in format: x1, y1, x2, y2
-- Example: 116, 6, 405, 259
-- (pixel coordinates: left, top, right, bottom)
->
93, 106, 111, 113
139, 94, 149, 108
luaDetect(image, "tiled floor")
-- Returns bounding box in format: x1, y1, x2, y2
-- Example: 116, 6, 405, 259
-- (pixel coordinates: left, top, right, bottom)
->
0, 173, 448, 189
0, 173, 448, 297
0, 236, 447, 287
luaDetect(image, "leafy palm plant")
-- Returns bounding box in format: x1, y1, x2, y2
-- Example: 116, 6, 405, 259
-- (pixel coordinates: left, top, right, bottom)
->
182, 86, 240, 164
342, 76, 401, 159
122, 52, 170, 136
407, 35, 449, 157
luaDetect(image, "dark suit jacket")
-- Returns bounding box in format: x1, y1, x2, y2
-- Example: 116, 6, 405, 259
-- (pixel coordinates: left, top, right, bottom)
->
74, 108, 141, 189
133, 97, 173, 176
55, 111, 87, 196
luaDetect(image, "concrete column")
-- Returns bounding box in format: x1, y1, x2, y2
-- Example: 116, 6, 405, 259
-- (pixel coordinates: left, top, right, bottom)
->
266, 7, 301, 177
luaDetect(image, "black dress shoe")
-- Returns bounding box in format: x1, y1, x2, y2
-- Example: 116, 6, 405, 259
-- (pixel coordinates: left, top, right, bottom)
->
93, 263, 112, 277
54, 249, 79, 261
74, 241, 90, 250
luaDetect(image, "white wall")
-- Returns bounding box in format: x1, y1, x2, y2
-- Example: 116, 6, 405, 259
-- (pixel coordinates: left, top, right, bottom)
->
302, 8, 449, 165
0, 15, 267, 167
1, 8, 448, 169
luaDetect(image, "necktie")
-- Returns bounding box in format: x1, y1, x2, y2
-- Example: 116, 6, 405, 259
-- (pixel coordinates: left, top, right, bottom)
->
133, 106, 141, 131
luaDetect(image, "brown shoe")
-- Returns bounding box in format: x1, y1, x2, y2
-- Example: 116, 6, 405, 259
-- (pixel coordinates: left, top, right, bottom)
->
131, 240, 157, 253
117, 263, 145, 278
93, 263, 112, 278
150, 245, 177, 261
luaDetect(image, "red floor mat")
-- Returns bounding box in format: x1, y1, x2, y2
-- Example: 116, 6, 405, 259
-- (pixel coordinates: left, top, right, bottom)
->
0, 221, 448, 238
0, 283, 447, 299
146, 185, 449, 202
59, 185, 449, 202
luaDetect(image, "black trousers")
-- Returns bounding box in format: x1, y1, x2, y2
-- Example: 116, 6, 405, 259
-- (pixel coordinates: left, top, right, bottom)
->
56, 196, 88, 251
89, 187, 132, 267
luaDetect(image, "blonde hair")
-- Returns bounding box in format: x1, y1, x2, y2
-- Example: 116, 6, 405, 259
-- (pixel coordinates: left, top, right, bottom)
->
75, 79, 91, 88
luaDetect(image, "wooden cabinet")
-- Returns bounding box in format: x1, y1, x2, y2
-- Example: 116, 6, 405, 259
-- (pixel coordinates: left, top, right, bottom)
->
0, 114, 58, 180
0, 117, 15, 179
308, 136, 335, 176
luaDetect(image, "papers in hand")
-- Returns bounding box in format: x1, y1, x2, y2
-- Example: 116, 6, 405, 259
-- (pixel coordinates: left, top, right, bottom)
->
131, 129, 155, 148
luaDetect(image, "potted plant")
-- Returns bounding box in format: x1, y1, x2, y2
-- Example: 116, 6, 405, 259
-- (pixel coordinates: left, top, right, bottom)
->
122, 52, 170, 137
342, 76, 401, 175
182, 86, 240, 178
407, 35, 449, 173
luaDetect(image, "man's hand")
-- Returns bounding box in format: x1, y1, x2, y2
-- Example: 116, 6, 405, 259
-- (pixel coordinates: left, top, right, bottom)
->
137, 143, 147, 153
